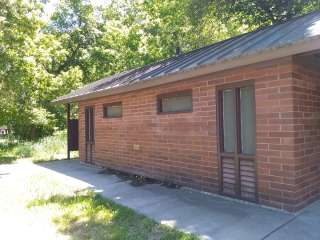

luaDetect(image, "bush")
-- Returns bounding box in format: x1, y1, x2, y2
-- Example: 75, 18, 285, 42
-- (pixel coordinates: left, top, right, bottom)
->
0, 130, 77, 164
32, 131, 68, 161
11, 123, 55, 141
14, 143, 34, 158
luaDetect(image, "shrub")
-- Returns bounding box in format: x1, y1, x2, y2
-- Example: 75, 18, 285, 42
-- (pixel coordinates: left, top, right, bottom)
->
32, 131, 67, 161
0, 130, 77, 164
14, 143, 34, 158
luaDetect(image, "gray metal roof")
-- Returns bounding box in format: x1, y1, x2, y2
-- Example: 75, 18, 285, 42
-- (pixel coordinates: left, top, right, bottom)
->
55, 11, 320, 103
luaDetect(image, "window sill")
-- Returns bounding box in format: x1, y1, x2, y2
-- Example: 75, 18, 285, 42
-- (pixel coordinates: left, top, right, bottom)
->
157, 110, 193, 115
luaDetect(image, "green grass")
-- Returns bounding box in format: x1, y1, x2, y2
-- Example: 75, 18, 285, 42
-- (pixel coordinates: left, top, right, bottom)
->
0, 144, 198, 240
0, 131, 77, 164
0, 138, 19, 164
29, 190, 198, 240
0, 134, 198, 240
0, 141, 17, 164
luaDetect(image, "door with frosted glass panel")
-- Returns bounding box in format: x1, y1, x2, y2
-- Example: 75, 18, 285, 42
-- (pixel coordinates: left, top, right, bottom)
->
217, 83, 257, 201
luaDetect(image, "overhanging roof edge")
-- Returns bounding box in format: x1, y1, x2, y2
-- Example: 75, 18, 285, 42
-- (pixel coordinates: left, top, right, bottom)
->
53, 36, 320, 105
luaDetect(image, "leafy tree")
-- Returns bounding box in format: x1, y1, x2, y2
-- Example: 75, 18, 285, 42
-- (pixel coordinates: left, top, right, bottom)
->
47, 0, 99, 82
1, 0, 319, 140
191, 0, 320, 29
0, 0, 83, 139
0, 0, 51, 139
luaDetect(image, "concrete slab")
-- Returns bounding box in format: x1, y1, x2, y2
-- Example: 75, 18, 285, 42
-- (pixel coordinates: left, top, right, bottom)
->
265, 201, 320, 240
37, 160, 319, 240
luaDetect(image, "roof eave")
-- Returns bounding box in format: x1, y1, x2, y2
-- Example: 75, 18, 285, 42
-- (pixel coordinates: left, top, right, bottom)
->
53, 36, 320, 105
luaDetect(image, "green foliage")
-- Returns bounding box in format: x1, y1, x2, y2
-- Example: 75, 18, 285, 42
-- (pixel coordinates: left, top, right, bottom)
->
29, 190, 199, 240
14, 142, 34, 158
0, 138, 18, 164
0, 0, 83, 139
32, 130, 75, 161
0, 131, 75, 164
196, 0, 320, 28
0, 0, 319, 140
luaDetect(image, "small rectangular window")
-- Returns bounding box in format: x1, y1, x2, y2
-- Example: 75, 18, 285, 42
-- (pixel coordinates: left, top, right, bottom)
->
103, 102, 122, 118
158, 90, 192, 114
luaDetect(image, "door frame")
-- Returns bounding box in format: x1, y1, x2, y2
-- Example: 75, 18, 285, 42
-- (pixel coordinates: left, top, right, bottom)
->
216, 80, 258, 202
85, 106, 95, 164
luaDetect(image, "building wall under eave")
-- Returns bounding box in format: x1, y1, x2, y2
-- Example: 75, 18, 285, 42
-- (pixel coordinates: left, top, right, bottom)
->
77, 57, 319, 212
288, 62, 320, 211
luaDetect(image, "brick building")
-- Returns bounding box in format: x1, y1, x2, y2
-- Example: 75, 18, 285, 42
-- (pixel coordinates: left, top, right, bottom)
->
55, 12, 320, 212
0, 126, 8, 136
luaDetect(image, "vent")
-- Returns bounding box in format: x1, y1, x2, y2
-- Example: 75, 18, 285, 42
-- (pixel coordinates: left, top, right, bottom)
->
221, 156, 237, 196
240, 159, 256, 200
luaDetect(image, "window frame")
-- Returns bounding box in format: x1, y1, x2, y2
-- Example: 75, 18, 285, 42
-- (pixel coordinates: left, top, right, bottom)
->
85, 106, 95, 143
103, 101, 123, 118
157, 90, 193, 114
216, 80, 256, 156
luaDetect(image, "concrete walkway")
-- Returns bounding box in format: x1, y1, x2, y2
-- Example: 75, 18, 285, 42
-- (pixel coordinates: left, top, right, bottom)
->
33, 160, 320, 240
2, 160, 318, 240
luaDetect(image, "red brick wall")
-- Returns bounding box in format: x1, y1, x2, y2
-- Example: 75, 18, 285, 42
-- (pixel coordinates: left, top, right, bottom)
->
77, 57, 320, 212
290, 62, 320, 210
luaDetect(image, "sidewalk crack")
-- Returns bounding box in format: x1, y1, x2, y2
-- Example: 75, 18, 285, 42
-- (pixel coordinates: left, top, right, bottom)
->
261, 214, 300, 240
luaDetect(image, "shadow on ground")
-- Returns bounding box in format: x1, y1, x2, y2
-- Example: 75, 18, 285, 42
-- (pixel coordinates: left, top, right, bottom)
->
32, 157, 78, 164
35, 160, 320, 240
28, 190, 198, 240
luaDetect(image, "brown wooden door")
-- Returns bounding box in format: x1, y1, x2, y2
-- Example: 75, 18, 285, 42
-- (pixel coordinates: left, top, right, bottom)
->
85, 106, 94, 164
217, 82, 257, 201
68, 119, 79, 151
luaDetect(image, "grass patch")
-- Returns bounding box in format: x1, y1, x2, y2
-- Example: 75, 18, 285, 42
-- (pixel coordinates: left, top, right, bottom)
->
0, 139, 19, 164
2, 155, 197, 239
29, 190, 199, 240
0, 131, 78, 164
0, 156, 17, 164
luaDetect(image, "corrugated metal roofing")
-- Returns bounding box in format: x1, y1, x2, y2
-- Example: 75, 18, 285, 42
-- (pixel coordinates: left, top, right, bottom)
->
55, 11, 320, 103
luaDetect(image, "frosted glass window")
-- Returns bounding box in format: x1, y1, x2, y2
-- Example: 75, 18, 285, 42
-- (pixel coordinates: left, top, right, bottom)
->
104, 102, 122, 118
222, 89, 236, 153
159, 91, 192, 113
240, 87, 255, 155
